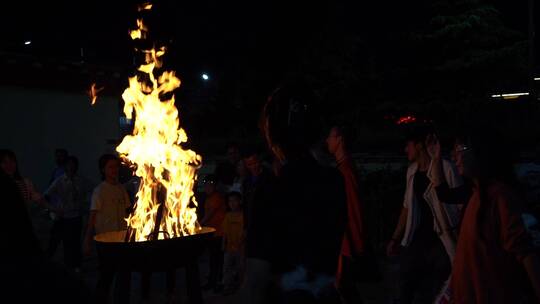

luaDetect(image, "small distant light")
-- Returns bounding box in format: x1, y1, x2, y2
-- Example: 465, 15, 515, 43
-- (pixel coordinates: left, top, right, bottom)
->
202, 73, 209, 81
24, 40, 32, 45
535, 77, 540, 81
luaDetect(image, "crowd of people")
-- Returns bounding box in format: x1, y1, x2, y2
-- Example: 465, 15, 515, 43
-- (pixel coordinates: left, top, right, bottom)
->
386, 125, 540, 304
2, 82, 540, 304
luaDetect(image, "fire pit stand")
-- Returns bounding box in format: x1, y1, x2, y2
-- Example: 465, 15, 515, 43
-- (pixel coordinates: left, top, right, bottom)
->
95, 227, 215, 304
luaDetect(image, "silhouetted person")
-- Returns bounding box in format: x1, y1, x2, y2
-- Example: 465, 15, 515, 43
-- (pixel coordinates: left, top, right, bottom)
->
214, 143, 241, 193
1, 160, 90, 303
260, 82, 347, 304
238, 147, 276, 303
326, 125, 368, 303
200, 174, 227, 292
230, 159, 248, 193
50, 148, 69, 185
427, 133, 476, 225
445, 126, 540, 303
44, 156, 92, 272
0, 149, 58, 216
84, 154, 131, 304
242, 147, 274, 257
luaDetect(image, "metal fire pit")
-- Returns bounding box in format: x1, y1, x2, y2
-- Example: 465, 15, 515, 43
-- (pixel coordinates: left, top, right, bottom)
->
95, 227, 215, 271
95, 227, 215, 304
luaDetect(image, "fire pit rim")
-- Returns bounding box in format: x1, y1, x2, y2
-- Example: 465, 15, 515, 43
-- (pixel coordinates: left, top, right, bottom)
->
94, 226, 216, 243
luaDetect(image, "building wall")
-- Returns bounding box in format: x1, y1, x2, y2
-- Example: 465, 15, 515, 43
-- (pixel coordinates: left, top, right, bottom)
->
0, 86, 120, 191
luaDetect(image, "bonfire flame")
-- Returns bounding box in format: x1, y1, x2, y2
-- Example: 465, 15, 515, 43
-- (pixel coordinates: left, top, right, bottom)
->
117, 8, 202, 242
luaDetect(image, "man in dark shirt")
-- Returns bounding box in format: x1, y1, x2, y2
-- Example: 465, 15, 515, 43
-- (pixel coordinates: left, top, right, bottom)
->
242, 149, 274, 260
237, 148, 278, 304
256, 82, 347, 304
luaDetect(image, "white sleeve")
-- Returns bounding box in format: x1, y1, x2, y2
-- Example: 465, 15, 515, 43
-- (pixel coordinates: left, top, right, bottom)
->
403, 166, 414, 208
403, 186, 409, 208
443, 160, 463, 189
90, 187, 102, 211
44, 177, 59, 197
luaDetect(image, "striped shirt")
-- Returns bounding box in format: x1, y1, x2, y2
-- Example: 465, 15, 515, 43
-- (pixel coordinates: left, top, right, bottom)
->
14, 178, 42, 203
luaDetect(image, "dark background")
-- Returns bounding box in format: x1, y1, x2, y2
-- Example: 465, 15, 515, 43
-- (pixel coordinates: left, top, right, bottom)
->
2, 0, 539, 155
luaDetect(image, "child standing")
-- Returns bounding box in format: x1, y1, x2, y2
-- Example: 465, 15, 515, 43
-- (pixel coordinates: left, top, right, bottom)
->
84, 154, 131, 303
222, 191, 245, 294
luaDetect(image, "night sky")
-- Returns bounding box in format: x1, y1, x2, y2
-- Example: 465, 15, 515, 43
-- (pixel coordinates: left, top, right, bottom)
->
2, 1, 533, 85
2, 1, 331, 85
1, 0, 538, 150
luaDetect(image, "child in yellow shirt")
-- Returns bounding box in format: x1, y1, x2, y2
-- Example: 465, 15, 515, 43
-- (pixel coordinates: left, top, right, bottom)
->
222, 191, 244, 294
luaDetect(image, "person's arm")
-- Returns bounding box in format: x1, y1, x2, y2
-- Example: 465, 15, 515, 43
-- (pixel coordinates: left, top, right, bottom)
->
429, 144, 470, 204
123, 189, 132, 215
38, 193, 56, 210
430, 159, 445, 187
35, 179, 64, 217
84, 211, 97, 256
84, 188, 100, 256
41, 179, 63, 214
37, 196, 63, 216
391, 207, 407, 241
387, 207, 407, 256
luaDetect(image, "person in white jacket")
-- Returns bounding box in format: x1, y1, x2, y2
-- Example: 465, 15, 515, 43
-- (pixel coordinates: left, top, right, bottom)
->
386, 127, 463, 304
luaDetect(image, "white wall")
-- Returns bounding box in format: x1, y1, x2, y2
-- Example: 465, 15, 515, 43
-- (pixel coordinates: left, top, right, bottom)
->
0, 86, 120, 191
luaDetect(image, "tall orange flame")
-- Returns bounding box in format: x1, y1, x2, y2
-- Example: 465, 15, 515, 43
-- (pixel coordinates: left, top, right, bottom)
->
117, 9, 202, 242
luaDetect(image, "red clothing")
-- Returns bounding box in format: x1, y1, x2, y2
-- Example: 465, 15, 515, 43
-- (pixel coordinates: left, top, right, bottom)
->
451, 182, 534, 304
204, 192, 226, 236
337, 156, 366, 257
